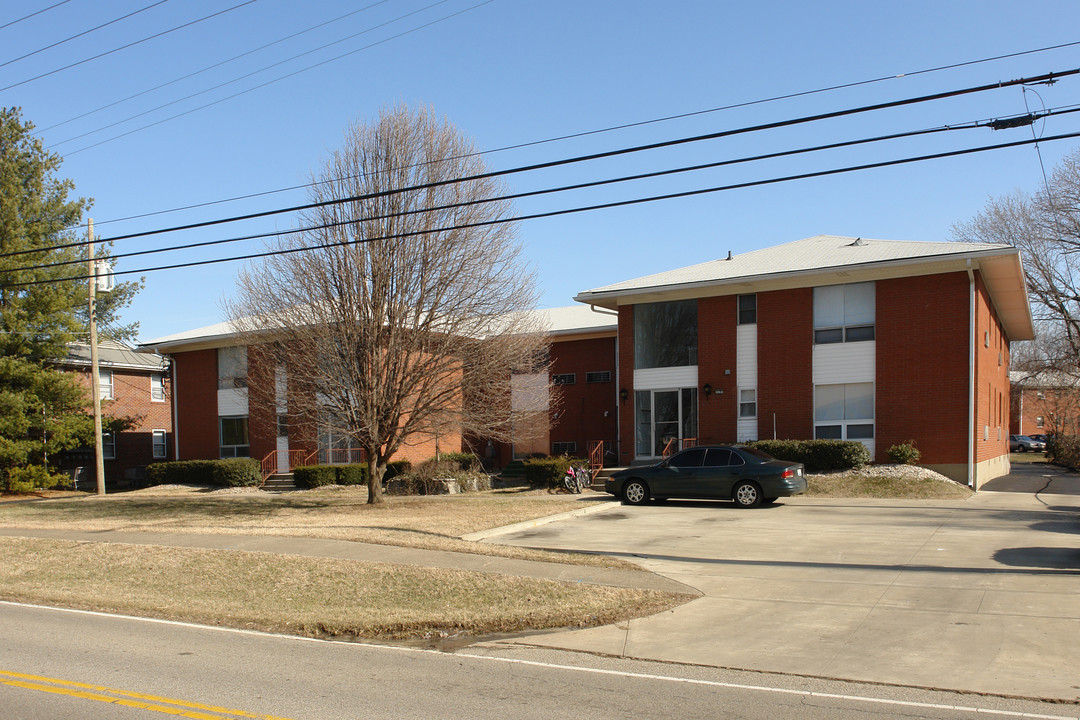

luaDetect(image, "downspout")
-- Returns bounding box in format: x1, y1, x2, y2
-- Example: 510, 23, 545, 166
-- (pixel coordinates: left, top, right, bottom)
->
967, 262, 976, 489
170, 355, 180, 461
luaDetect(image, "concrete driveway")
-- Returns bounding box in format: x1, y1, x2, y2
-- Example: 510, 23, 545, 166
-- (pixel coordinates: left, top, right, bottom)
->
484, 463, 1080, 701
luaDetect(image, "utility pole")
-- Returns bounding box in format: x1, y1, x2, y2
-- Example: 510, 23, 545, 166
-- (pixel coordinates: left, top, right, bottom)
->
88, 218, 105, 496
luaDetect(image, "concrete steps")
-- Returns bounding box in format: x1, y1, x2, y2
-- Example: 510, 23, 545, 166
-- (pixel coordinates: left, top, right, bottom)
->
261, 472, 296, 490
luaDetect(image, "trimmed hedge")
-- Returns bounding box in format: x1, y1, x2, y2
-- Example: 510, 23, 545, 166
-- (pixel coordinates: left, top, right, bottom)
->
145, 458, 261, 487
523, 456, 585, 488
744, 439, 870, 473
293, 463, 370, 488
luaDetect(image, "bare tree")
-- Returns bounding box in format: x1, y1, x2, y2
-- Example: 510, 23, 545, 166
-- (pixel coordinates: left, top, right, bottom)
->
953, 148, 1080, 376
227, 105, 552, 503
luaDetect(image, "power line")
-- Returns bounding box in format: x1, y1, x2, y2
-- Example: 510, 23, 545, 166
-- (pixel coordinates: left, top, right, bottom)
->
0, 0, 75, 32
21, 108, 1071, 275
6, 129, 1079, 290
65, 38, 1080, 230
8, 65, 1072, 260
46, 0, 455, 149
58, 0, 496, 157
0, 0, 170, 69
0, 0, 261, 92
35, 0, 393, 135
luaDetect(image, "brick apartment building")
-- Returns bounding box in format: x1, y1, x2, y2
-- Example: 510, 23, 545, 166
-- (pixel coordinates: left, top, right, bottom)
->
575, 235, 1032, 489
138, 323, 461, 473
1010, 370, 1080, 438
58, 340, 172, 486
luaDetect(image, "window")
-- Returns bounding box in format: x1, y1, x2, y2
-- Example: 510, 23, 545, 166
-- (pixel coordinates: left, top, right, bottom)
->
277, 414, 289, 437
552, 373, 576, 385
150, 373, 165, 401
219, 416, 250, 458
813, 282, 875, 344
815, 383, 874, 440
1037, 391, 1045, 400
738, 294, 756, 325
217, 346, 248, 389
1037, 416, 1045, 428
152, 429, 167, 459
552, 441, 577, 454
669, 447, 705, 468
102, 431, 116, 460
99, 370, 113, 400
634, 300, 697, 368
739, 388, 757, 418
703, 447, 741, 467
586, 371, 611, 383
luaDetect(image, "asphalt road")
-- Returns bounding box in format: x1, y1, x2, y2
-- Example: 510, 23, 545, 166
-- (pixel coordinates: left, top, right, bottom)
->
3, 602, 1077, 720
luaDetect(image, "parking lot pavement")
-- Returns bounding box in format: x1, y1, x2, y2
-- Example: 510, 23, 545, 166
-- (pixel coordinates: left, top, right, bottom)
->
483, 469, 1080, 701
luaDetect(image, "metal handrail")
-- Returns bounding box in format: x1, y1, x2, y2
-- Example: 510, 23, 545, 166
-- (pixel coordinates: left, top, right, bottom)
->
586, 440, 604, 481
661, 437, 697, 458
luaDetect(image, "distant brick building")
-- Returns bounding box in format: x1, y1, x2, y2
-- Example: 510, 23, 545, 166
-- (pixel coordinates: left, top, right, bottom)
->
575, 235, 1032, 489
1010, 370, 1080, 437
58, 341, 172, 487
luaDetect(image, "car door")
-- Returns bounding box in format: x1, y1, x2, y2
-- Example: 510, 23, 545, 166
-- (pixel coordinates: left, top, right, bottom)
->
701, 448, 741, 498
660, 447, 706, 497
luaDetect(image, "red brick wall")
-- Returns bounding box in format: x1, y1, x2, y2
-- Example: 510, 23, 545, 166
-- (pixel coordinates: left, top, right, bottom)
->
549, 336, 617, 459
697, 296, 738, 443
173, 349, 220, 460
876, 273, 969, 465
618, 306, 635, 465
1011, 386, 1080, 436
974, 273, 1011, 462
757, 288, 813, 440
68, 365, 173, 481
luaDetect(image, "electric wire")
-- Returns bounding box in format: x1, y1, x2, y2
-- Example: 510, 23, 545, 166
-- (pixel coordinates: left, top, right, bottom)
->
58, 0, 495, 157
8, 65, 1071, 259
0, 0, 261, 92
0, 0, 74, 32
47, 0, 455, 148
70, 38, 1080, 231
6, 129, 1080, 290
19, 107, 1080, 275
35, 0, 393, 135
0, 0, 170, 69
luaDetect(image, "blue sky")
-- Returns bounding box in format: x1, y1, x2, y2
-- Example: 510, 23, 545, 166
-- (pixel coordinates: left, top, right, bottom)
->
5, 0, 1080, 342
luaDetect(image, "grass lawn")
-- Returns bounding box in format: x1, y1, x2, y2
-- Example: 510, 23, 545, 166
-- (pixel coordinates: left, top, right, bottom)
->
0, 536, 687, 640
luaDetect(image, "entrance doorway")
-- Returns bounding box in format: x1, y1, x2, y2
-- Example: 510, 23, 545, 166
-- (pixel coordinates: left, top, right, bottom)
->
635, 388, 698, 458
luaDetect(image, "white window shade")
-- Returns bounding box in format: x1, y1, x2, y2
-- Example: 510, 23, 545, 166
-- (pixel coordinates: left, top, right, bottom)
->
844, 382, 874, 419
813, 286, 844, 328
844, 282, 875, 326
815, 384, 845, 421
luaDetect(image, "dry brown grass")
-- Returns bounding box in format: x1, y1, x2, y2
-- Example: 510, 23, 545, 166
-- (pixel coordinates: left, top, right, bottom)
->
806, 470, 973, 499
0, 537, 687, 639
0, 485, 635, 569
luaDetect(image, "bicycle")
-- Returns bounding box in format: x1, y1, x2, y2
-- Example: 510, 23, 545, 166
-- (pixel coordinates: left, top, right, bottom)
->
563, 463, 591, 493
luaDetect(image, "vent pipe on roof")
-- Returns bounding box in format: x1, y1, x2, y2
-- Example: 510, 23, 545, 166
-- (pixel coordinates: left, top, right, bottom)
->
726, 250, 733, 260
849, 237, 866, 247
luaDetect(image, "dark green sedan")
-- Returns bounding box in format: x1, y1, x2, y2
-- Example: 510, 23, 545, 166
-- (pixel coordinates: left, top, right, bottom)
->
604, 445, 807, 508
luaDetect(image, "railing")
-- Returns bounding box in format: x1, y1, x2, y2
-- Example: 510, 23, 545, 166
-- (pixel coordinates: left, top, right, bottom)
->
661, 437, 697, 458
586, 440, 604, 482
313, 448, 367, 466
260, 449, 317, 482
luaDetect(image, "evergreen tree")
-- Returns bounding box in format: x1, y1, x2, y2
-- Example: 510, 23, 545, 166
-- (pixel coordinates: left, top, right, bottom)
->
0, 107, 139, 490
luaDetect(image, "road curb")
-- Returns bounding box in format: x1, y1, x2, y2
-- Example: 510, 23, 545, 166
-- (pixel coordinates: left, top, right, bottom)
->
461, 500, 622, 541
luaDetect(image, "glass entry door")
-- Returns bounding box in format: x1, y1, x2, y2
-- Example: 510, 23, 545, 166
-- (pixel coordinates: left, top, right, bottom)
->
635, 388, 698, 458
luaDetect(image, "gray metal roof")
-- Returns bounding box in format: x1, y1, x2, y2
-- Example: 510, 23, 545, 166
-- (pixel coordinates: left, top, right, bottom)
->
63, 340, 168, 372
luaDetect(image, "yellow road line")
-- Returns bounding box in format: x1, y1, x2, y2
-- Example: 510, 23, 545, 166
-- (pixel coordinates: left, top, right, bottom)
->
0, 669, 296, 720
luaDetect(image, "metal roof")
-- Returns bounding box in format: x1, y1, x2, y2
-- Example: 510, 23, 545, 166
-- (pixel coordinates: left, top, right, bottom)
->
575, 235, 1034, 341
63, 340, 168, 371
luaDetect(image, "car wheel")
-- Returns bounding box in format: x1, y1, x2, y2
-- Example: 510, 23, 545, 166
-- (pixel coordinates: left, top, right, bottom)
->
622, 480, 650, 505
732, 481, 762, 508
1019, 446, 1027, 452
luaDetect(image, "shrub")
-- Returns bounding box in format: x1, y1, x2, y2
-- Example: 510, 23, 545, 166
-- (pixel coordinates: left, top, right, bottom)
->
523, 456, 584, 489
745, 439, 870, 473
439, 452, 480, 471
887, 441, 921, 465
2, 464, 63, 493
383, 460, 412, 481
293, 464, 371, 488
145, 458, 260, 487
1047, 435, 1080, 470
387, 458, 492, 495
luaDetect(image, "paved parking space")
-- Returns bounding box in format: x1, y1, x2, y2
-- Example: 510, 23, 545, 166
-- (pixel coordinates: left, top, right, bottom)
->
484, 465, 1080, 700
